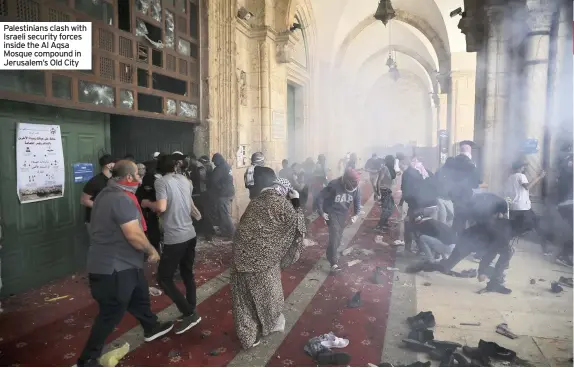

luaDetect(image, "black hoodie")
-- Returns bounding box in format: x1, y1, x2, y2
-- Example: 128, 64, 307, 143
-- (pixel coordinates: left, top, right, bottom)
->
209, 153, 235, 198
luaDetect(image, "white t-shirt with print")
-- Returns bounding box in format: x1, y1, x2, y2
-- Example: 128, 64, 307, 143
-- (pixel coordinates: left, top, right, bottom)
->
505, 173, 531, 210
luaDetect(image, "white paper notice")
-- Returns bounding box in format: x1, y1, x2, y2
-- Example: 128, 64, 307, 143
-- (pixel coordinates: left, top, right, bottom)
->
16, 123, 65, 204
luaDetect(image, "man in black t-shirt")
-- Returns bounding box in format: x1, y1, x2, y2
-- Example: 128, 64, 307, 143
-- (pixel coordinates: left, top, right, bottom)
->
81, 154, 115, 227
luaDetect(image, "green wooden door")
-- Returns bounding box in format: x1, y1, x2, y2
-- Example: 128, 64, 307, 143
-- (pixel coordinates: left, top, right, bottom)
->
0, 101, 109, 295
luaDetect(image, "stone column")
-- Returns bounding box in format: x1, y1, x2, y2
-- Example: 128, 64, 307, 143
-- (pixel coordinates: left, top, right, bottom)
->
546, 0, 573, 195
481, 3, 511, 194
522, 0, 557, 197
259, 37, 273, 164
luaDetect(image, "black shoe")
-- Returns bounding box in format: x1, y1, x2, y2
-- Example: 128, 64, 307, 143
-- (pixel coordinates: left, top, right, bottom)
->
462, 346, 491, 366
175, 312, 202, 335
401, 338, 436, 353
551, 282, 563, 293
559, 276, 573, 288
556, 255, 573, 267
144, 321, 174, 342
407, 311, 436, 329
373, 266, 385, 284
453, 352, 470, 366
407, 328, 434, 343
478, 339, 517, 362
315, 351, 351, 366
485, 281, 512, 294
439, 349, 455, 367
77, 359, 103, 367
347, 291, 361, 308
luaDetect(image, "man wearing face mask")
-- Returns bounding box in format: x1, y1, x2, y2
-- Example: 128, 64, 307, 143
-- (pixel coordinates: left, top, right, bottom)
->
78, 160, 171, 367
317, 168, 362, 272
81, 154, 115, 231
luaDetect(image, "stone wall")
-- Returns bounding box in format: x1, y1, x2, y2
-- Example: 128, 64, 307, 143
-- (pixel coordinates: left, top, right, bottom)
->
206, 0, 316, 219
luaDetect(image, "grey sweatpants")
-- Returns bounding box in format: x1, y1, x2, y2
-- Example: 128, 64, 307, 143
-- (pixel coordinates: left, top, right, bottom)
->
326, 215, 345, 266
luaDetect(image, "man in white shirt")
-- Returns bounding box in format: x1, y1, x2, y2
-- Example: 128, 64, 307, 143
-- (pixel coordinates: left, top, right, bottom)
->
504, 159, 545, 237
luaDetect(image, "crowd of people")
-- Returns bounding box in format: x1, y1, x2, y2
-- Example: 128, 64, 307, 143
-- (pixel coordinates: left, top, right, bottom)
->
76, 150, 365, 366
364, 141, 573, 296
75, 143, 572, 366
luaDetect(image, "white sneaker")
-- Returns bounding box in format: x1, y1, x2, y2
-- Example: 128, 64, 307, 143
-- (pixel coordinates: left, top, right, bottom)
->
320, 332, 350, 349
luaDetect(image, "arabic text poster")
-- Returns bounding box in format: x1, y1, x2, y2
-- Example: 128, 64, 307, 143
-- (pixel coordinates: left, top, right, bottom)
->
16, 123, 65, 204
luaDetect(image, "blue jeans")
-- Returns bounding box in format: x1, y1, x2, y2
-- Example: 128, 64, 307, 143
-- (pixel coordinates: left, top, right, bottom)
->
419, 235, 454, 262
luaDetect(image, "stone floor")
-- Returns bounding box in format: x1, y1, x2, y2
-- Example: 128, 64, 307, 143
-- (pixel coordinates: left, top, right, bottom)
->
383, 240, 573, 367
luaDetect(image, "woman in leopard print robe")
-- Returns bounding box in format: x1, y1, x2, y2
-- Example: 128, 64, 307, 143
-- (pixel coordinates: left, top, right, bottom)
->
231, 178, 306, 349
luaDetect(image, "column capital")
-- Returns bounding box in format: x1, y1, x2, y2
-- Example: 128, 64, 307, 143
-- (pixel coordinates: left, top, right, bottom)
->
526, 0, 558, 31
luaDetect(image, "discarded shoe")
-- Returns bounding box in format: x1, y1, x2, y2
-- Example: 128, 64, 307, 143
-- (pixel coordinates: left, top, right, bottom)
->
373, 266, 385, 285
462, 346, 491, 366
551, 281, 564, 293
452, 352, 470, 366
478, 339, 517, 362
347, 291, 361, 308
407, 311, 436, 329
319, 332, 349, 349
439, 349, 455, 367
485, 281, 512, 294
495, 323, 518, 339
428, 340, 462, 351
315, 351, 351, 366
401, 338, 436, 353
407, 329, 434, 343
559, 276, 573, 288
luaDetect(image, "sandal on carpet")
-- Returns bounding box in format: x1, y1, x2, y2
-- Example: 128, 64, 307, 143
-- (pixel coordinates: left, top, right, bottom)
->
315, 351, 351, 366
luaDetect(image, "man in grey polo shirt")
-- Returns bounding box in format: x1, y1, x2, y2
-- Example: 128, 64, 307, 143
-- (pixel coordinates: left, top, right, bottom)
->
78, 160, 173, 367
143, 153, 202, 335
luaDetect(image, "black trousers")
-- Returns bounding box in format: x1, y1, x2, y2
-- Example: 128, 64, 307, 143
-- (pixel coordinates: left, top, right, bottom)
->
79, 269, 157, 364
300, 185, 309, 210
377, 188, 394, 228
194, 193, 215, 238
452, 202, 471, 236
327, 215, 345, 266
145, 213, 161, 250
441, 223, 513, 284
157, 237, 197, 316
214, 197, 235, 238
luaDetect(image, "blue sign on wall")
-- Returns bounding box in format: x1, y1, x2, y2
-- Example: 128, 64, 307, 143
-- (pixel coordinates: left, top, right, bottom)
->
522, 139, 539, 154
73, 163, 94, 183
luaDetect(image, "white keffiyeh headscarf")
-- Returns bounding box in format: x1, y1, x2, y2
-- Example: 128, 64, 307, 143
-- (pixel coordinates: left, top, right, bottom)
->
274, 177, 292, 197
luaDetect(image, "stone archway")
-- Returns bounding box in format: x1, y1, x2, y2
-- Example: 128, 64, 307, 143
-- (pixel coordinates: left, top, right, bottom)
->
333, 10, 451, 92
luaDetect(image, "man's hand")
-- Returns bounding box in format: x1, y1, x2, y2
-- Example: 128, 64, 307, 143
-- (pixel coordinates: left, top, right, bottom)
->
350, 215, 357, 224
147, 248, 160, 263
288, 189, 300, 199
322, 213, 329, 222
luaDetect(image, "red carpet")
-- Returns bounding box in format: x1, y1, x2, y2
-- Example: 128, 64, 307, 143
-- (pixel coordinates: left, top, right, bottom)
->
267, 203, 397, 367
0, 246, 232, 366
118, 185, 373, 367
0, 182, 376, 367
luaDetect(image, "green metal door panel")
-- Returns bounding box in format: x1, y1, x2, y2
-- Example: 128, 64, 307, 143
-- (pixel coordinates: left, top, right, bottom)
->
0, 101, 108, 295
